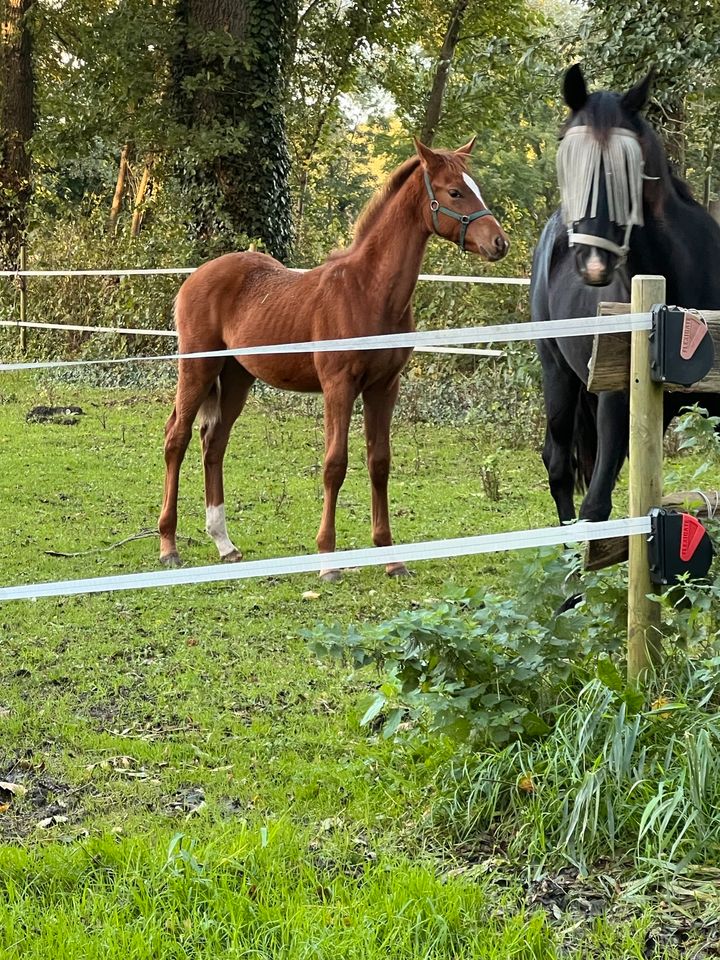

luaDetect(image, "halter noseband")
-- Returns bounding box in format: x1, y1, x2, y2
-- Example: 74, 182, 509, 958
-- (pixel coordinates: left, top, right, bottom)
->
423, 170, 493, 252
567, 229, 633, 262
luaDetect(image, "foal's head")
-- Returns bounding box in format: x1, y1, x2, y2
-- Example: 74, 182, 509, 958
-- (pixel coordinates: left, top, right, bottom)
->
558, 63, 668, 286
415, 138, 509, 260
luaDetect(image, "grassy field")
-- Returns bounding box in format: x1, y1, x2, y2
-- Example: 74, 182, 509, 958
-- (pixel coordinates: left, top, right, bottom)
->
0, 373, 707, 957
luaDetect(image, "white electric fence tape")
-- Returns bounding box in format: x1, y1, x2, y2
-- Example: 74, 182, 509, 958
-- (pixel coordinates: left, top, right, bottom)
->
0, 319, 504, 357
0, 517, 651, 603
0, 267, 531, 284
0, 313, 651, 372
0, 270, 652, 604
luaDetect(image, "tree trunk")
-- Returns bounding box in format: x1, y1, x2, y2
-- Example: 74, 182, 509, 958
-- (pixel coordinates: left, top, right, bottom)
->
109, 143, 132, 236
420, 0, 469, 146
172, 0, 296, 261
0, 0, 34, 269
130, 157, 153, 238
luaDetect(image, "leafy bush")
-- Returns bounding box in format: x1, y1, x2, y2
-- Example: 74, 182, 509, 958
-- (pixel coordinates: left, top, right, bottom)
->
306, 548, 629, 747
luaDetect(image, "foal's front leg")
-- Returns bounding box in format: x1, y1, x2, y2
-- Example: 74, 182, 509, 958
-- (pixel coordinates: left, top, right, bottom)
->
362, 376, 409, 577
316, 380, 357, 581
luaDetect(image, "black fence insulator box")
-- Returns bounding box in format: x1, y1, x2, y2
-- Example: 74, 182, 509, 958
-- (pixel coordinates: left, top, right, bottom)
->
650, 304, 714, 387
648, 508, 714, 586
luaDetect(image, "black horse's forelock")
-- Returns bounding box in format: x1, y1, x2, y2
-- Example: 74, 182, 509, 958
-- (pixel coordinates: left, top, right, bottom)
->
561, 91, 629, 141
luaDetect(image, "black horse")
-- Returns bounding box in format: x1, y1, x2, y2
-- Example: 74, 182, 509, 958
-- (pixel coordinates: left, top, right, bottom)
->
531, 64, 720, 524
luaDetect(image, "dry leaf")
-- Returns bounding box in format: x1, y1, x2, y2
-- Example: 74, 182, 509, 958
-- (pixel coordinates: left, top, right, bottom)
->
302, 590, 321, 600
36, 815, 69, 829
0, 781, 27, 799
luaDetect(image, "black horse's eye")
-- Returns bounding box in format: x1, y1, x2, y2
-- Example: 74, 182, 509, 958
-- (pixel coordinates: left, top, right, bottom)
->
448, 188, 463, 199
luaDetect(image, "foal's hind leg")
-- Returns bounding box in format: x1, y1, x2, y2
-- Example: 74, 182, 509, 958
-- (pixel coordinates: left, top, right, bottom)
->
317, 379, 357, 581
159, 358, 224, 567
362, 376, 409, 577
201, 362, 256, 561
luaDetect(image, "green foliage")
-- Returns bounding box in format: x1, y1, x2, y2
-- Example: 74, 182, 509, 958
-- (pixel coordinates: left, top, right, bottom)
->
578, 0, 720, 189
438, 664, 720, 885
307, 548, 629, 747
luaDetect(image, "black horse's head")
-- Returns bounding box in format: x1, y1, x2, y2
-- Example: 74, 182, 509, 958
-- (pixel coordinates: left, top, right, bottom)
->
557, 64, 664, 287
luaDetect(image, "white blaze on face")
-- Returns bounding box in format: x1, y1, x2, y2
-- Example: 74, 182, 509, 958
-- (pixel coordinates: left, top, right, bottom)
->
462, 173, 485, 206
205, 503, 238, 558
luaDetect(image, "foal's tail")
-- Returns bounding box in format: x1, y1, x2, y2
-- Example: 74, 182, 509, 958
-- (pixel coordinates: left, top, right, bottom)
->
198, 377, 222, 431
573, 387, 597, 494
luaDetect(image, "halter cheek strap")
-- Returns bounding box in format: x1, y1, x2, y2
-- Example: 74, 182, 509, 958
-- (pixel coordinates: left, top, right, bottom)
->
423, 170, 493, 252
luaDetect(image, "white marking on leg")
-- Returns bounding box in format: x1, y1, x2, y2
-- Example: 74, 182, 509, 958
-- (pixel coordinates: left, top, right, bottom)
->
206, 504, 237, 558
462, 172, 485, 204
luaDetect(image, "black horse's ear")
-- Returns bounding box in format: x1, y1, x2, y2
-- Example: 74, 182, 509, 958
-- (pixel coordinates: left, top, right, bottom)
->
622, 70, 654, 113
563, 63, 588, 112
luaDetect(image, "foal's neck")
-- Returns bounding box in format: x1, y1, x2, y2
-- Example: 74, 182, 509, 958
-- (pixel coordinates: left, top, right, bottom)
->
348, 177, 430, 324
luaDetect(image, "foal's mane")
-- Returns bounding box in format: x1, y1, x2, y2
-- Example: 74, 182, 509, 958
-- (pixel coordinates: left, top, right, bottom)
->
351, 155, 422, 242
346, 149, 471, 246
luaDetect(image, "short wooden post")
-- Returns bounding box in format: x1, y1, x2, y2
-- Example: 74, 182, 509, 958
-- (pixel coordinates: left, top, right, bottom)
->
627, 274, 666, 683
19, 243, 27, 354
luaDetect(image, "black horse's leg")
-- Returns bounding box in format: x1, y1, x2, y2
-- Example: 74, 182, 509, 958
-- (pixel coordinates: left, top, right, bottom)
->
538, 341, 582, 523
579, 390, 629, 521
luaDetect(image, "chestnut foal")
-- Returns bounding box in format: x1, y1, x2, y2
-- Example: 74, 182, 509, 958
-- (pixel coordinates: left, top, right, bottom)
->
159, 137, 508, 578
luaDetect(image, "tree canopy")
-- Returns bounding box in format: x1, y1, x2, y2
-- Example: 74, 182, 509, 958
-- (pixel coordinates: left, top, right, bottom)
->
1, 0, 719, 339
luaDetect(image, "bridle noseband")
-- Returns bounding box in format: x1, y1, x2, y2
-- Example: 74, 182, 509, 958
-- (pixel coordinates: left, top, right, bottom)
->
423, 170, 494, 252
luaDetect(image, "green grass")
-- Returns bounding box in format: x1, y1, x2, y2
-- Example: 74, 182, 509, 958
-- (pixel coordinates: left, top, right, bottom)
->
0, 374, 710, 957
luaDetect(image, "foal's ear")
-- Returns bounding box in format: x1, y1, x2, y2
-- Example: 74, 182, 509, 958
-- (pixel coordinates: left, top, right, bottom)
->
454, 136, 477, 157
563, 63, 588, 112
414, 137, 443, 172
622, 70, 654, 113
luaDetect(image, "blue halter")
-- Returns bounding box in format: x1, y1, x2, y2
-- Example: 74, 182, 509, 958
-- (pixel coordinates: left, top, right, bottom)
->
423, 170, 494, 252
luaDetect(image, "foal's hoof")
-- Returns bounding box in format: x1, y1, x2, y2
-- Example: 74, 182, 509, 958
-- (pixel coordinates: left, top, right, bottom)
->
221, 549, 243, 564
386, 563, 413, 578
319, 569, 342, 583
160, 553, 183, 569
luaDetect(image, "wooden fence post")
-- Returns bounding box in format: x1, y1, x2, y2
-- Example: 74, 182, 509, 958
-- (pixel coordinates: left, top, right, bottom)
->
627, 274, 666, 683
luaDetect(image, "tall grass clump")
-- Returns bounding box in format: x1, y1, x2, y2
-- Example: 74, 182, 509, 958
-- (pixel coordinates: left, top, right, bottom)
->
308, 524, 720, 886
438, 661, 720, 887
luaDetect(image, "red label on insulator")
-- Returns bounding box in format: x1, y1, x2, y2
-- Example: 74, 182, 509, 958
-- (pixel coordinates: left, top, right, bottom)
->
680, 513, 706, 562
680, 311, 708, 360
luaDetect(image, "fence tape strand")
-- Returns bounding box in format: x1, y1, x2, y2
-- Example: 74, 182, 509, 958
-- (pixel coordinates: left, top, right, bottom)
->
0, 517, 650, 602
0, 267, 531, 284
0, 313, 650, 372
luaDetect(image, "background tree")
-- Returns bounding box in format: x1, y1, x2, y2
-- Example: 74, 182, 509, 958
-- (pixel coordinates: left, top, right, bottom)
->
171, 0, 296, 260
0, 0, 35, 269
579, 0, 720, 187
419, 0, 468, 146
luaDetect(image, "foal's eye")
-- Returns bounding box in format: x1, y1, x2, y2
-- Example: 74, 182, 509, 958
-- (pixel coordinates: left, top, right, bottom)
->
448, 189, 463, 199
